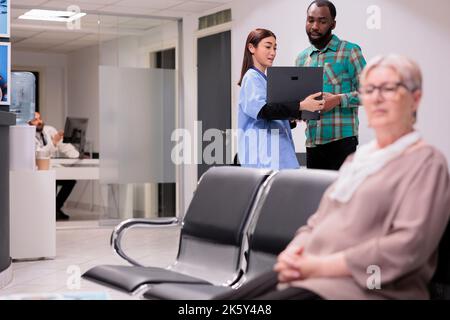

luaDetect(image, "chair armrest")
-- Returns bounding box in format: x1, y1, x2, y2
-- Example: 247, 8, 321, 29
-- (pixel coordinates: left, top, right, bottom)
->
110, 218, 179, 266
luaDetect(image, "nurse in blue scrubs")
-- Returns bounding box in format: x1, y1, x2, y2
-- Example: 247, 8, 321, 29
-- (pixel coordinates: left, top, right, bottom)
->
238, 28, 324, 169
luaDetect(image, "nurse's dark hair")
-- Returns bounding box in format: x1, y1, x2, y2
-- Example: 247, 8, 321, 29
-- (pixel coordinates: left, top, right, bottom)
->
238, 28, 276, 86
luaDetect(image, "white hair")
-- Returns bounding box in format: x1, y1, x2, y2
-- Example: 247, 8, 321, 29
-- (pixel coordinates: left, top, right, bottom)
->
360, 54, 422, 92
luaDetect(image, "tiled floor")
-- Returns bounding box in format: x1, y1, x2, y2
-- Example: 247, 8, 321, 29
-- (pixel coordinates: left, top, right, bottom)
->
0, 211, 180, 300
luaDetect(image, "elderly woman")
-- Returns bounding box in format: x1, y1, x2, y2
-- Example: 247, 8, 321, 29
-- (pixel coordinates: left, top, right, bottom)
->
215, 55, 450, 300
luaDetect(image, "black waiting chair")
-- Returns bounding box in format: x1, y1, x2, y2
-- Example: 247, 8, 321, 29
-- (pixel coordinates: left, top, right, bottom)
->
429, 221, 450, 299
142, 169, 338, 300
82, 166, 271, 293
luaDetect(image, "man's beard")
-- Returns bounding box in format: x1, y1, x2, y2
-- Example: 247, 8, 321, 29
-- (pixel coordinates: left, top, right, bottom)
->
308, 26, 333, 48
36, 124, 44, 132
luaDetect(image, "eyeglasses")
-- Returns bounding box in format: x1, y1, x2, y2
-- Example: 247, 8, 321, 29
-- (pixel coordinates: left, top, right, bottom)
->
358, 82, 410, 100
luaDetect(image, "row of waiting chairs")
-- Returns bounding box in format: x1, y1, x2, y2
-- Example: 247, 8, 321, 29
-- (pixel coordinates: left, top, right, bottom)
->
83, 166, 450, 300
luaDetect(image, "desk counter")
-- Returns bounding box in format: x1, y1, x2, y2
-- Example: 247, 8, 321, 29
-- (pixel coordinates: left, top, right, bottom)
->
51, 159, 100, 180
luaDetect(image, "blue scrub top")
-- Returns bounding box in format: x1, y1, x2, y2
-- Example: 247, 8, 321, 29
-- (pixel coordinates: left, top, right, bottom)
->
238, 67, 300, 170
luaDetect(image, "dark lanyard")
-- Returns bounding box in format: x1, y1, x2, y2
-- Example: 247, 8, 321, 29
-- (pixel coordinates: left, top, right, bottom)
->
40, 132, 47, 146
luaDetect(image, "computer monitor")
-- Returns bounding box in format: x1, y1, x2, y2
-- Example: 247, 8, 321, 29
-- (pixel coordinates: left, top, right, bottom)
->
63, 117, 88, 157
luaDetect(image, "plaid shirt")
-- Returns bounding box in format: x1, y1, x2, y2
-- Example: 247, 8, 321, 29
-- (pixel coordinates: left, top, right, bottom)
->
296, 35, 366, 147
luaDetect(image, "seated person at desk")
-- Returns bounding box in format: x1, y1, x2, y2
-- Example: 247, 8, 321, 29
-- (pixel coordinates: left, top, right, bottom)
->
215, 55, 450, 300
28, 112, 79, 221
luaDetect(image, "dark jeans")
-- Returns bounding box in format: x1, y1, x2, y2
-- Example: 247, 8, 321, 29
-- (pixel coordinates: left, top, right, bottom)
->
56, 180, 76, 210
213, 271, 323, 300
307, 136, 358, 171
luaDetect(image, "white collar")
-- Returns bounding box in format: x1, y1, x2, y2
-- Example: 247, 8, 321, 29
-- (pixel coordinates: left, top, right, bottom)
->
329, 131, 421, 203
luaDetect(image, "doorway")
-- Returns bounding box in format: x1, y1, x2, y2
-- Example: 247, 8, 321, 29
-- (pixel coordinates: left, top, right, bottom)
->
154, 47, 176, 217
197, 31, 231, 180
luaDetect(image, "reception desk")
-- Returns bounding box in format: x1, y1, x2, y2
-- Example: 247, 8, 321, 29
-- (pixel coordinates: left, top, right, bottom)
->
51, 158, 99, 180
0, 112, 16, 288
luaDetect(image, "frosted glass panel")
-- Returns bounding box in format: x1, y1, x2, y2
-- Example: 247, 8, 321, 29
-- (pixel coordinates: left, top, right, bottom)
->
99, 66, 175, 184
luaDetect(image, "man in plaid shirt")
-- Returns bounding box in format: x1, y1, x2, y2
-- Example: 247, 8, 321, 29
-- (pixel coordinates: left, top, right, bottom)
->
296, 0, 367, 170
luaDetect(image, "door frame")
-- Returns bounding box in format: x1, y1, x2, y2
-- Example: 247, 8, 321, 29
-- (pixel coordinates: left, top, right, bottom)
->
193, 22, 234, 181
138, 27, 182, 218
148, 46, 178, 218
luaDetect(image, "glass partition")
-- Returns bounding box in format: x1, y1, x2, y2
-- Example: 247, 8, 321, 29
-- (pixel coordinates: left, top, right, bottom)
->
97, 18, 179, 223
11, 8, 180, 225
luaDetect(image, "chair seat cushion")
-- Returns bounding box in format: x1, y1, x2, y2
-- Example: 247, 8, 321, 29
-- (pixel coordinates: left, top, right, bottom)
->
83, 265, 211, 293
143, 283, 233, 300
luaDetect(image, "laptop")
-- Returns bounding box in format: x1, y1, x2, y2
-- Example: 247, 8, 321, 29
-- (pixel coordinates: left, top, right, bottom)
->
267, 66, 324, 120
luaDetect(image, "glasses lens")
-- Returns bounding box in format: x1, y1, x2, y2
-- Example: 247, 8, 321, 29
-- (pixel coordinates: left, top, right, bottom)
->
381, 84, 401, 99
359, 86, 374, 97
360, 83, 403, 99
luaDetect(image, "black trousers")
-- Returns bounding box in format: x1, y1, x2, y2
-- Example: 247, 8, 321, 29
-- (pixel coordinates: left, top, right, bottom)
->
56, 180, 76, 210
307, 136, 358, 171
213, 271, 323, 300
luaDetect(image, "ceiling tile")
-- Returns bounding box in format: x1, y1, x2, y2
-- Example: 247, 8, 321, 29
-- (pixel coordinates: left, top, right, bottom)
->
14, 37, 67, 45
11, 29, 42, 38
11, 9, 29, 19
12, 18, 65, 29
11, 0, 48, 5
118, 18, 163, 29
53, 0, 120, 4
46, 46, 78, 53
52, 41, 97, 51
63, 39, 99, 47
152, 9, 189, 18
13, 41, 54, 50
40, 1, 106, 11
171, 1, 225, 12
33, 30, 88, 40
204, 0, 233, 3
40, 47, 67, 53
98, 5, 158, 16
11, 36, 28, 44
78, 33, 118, 42
115, 0, 185, 10
82, 15, 131, 25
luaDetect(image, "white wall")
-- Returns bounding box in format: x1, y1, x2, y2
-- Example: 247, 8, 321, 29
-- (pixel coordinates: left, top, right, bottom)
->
180, 0, 450, 209
12, 50, 67, 130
